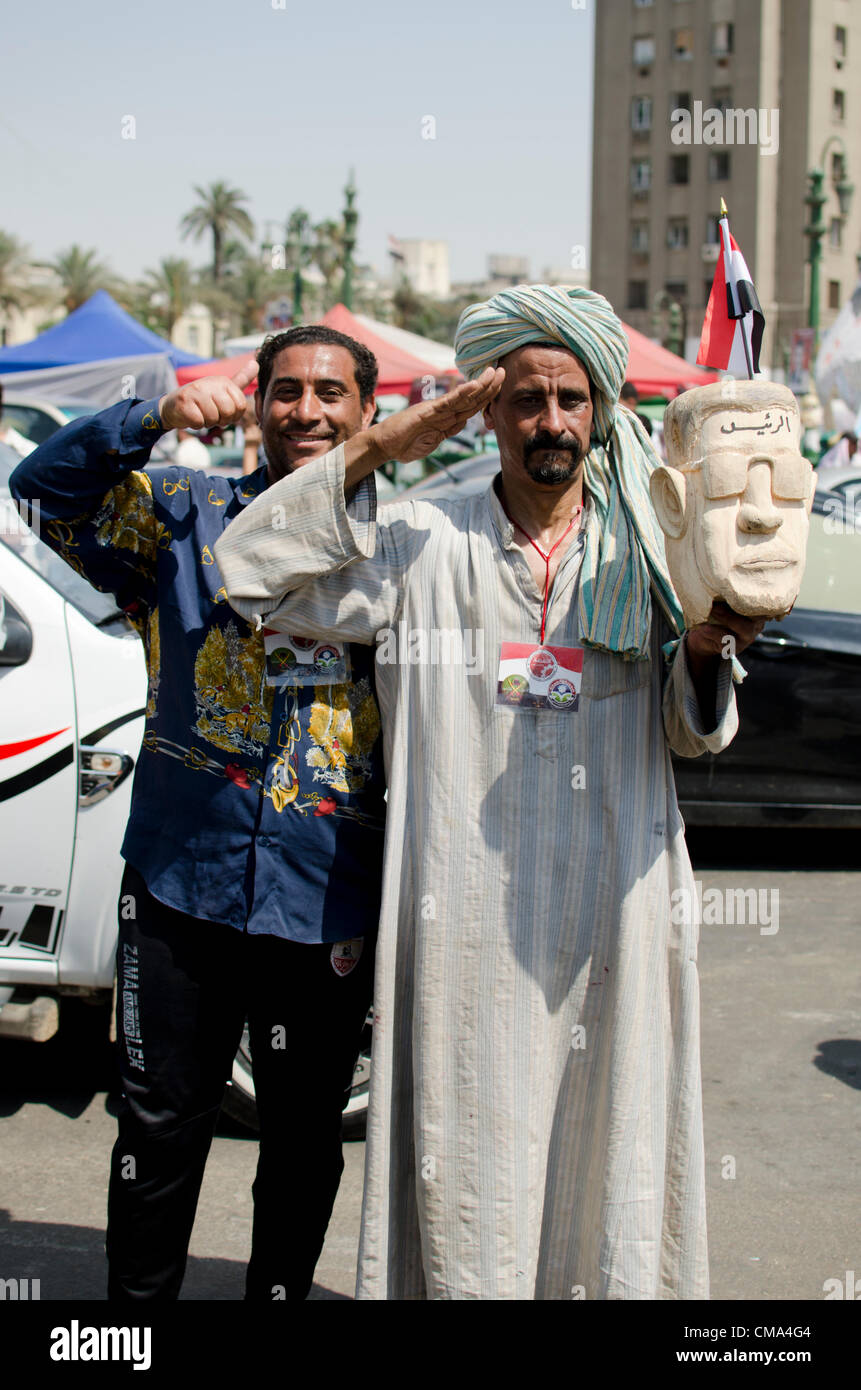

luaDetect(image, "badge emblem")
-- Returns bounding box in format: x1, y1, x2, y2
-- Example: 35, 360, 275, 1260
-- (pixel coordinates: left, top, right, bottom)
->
527, 648, 557, 681
315, 644, 341, 670
269, 646, 296, 672
330, 937, 364, 977
547, 677, 577, 709
500, 673, 529, 703
290, 635, 317, 651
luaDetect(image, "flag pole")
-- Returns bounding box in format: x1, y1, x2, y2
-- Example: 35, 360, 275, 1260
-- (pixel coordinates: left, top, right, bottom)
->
721, 198, 755, 380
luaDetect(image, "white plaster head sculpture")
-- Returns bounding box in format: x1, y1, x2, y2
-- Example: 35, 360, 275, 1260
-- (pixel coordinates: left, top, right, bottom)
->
650, 380, 815, 628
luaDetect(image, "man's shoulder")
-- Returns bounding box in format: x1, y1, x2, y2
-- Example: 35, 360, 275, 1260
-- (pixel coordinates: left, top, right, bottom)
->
147, 463, 266, 515
379, 488, 486, 529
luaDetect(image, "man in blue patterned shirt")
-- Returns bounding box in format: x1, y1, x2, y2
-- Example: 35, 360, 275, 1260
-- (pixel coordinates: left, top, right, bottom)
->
10, 326, 386, 1301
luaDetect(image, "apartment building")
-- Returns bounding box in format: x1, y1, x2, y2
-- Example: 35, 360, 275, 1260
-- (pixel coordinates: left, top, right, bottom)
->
591, 0, 861, 370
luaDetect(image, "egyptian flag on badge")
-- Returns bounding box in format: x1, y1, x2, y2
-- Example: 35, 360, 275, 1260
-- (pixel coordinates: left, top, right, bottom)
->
697, 199, 764, 379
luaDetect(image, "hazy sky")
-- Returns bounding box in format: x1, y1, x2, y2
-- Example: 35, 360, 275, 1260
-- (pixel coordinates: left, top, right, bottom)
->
1, 0, 595, 286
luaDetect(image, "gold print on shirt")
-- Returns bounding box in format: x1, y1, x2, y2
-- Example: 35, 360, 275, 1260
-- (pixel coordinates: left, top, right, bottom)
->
269, 693, 302, 813
144, 606, 161, 720
92, 473, 169, 563
306, 677, 381, 794
193, 621, 273, 759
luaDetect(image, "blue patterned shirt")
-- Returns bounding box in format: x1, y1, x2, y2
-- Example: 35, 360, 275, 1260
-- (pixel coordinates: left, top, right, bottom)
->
10, 397, 386, 942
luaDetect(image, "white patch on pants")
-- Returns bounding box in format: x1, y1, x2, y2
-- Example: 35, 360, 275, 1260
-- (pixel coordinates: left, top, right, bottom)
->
330, 937, 364, 977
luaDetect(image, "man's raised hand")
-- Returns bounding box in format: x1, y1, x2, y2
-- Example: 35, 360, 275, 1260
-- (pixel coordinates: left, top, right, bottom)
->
158, 359, 258, 432
371, 367, 504, 464
343, 367, 504, 482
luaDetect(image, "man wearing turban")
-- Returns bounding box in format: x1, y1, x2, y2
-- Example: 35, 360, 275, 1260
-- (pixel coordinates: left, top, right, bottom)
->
215, 286, 763, 1299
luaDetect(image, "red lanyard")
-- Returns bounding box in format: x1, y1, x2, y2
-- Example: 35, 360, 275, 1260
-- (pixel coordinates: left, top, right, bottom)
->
500, 498, 583, 645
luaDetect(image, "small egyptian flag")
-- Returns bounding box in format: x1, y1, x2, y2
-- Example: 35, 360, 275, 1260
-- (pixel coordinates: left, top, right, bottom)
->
697, 200, 764, 378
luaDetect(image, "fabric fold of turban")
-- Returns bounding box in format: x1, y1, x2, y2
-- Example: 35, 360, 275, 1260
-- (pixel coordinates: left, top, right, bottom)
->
454, 284, 685, 659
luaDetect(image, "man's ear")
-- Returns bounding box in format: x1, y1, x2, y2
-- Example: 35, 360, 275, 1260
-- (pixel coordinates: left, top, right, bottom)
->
650, 465, 688, 539
482, 400, 496, 431
361, 396, 377, 430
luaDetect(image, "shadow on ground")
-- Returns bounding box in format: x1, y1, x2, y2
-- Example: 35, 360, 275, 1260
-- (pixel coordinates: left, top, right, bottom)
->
0, 1209, 349, 1300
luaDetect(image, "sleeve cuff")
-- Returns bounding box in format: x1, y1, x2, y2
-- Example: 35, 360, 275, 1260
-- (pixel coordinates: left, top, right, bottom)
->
119, 397, 166, 453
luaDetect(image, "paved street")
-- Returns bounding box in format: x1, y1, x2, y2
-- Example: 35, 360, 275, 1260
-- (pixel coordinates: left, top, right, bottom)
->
0, 829, 857, 1302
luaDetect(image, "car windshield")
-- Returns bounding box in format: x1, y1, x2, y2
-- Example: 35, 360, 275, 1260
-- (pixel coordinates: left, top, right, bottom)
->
795, 494, 861, 615
0, 445, 127, 626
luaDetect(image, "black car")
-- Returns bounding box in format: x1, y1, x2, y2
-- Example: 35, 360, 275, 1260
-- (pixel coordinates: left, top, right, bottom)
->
399, 457, 861, 827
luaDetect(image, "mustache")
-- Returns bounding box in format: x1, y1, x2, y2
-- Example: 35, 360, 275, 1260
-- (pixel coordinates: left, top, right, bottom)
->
523, 430, 583, 463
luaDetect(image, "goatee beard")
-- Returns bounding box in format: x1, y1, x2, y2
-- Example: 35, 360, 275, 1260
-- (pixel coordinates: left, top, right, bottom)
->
522, 431, 583, 485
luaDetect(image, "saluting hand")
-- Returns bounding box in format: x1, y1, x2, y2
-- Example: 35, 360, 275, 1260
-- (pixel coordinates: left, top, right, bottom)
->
345, 367, 505, 478
158, 360, 258, 432
374, 367, 504, 463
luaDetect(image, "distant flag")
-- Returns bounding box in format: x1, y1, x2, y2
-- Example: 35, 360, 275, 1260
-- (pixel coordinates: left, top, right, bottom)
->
697, 199, 764, 379
388, 235, 406, 263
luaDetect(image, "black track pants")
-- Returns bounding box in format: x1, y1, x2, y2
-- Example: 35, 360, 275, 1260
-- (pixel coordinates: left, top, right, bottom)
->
106, 863, 374, 1301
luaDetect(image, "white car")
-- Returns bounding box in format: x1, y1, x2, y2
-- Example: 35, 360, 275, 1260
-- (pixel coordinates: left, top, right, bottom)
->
0, 442, 370, 1135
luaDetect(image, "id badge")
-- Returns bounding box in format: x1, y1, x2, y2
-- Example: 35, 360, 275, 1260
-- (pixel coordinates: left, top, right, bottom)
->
263, 628, 350, 687
496, 642, 583, 711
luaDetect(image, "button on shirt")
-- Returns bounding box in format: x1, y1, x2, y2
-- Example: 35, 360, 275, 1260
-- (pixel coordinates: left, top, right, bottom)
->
10, 397, 386, 942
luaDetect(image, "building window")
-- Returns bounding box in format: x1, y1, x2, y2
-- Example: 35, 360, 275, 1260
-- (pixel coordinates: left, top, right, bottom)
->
665, 281, 687, 310
628, 281, 648, 310
631, 97, 653, 132
829, 218, 843, 249
833, 89, 845, 121
708, 151, 731, 180
669, 154, 690, 185
631, 158, 652, 193
634, 0, 654, 7
712, 23, 734, 57
667, 219, 689, 249
187, 325, 199, 350
832, 151, 846, 183
672, 91, 692, 114
834, 26, 847, 63
633, 36, 655, 66
631, 222, 650, 252
711, 86, 732, 115
672, 28, 694, 60
705, 214, 721, 245
828, 280, 841, 311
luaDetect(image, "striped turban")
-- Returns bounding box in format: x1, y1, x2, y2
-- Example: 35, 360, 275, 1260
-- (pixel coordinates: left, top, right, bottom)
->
454, 283, 684, 659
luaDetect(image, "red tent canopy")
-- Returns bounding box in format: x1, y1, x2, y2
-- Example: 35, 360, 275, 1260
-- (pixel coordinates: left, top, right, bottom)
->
175, 353, 257, 391
175, 310, 718, 401
318, 303, 438, 393
623, 322, 718, 397
174, 305, 437, 396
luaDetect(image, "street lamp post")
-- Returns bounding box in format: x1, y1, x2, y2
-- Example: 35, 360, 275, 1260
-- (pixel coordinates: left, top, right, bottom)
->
804, 136, 854, 344
341, 170, 358, 311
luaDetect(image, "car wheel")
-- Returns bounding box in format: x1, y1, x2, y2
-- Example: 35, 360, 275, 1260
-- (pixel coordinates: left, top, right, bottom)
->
221, 1013, 372, 1139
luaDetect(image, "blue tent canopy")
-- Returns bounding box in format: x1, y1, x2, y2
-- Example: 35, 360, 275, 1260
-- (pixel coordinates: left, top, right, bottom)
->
0, 290, 204, 371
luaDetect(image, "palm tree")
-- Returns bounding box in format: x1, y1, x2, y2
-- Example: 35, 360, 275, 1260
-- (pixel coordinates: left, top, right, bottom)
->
141, 257, 195, 338
47, 245, 115, 313
224, 254, 278, 336
0, 231, 38, 325
284, 207, 315, 320
312, 219, 345, 308
180, 182, 254, 287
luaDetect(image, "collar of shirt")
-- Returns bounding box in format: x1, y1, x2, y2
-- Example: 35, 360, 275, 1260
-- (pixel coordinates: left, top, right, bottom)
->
484, 471, 591, 565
